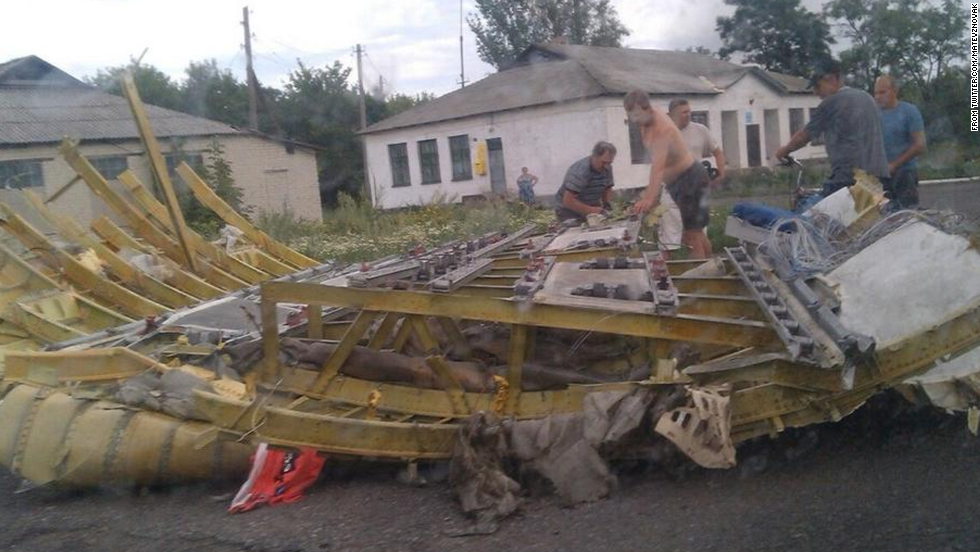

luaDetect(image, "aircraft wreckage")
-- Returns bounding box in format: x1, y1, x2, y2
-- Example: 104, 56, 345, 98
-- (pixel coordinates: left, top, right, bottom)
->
1, 76, 980, 519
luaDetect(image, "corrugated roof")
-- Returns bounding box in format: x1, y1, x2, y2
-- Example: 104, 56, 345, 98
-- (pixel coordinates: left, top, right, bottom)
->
0, 56, 239, 146
364, 44, 812, 135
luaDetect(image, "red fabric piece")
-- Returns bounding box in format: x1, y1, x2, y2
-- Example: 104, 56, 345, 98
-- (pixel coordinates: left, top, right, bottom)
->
229, 443, 325, 513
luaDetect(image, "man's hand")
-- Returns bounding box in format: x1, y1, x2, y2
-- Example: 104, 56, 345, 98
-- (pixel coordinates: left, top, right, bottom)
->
631, 193, 659, 215
774, 145, 790, 162
710, 172, 726, 189
887, 161, 898, 176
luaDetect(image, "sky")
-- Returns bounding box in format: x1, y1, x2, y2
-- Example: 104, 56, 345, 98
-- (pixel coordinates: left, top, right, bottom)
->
2, 0, 826, 97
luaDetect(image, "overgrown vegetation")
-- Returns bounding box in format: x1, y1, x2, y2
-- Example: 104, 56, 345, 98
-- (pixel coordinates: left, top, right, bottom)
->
177, 137, 251, 239
258, 193, 553, 263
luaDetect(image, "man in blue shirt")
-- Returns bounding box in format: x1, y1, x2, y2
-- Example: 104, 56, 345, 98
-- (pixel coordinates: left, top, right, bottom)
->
874, 75, 927, 209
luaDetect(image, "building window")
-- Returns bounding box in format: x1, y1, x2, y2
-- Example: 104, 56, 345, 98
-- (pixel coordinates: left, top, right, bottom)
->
628, 120, 650, 165
388, 143, 410, 188
691, 110, 709, 127
808, 108, 825, 146
449, 135, 472, 181
789, 108, 805, 136
89, 156, 129, 180
418, 139, 441, 184
164, 153, 204, 178
0, 159, 43, 189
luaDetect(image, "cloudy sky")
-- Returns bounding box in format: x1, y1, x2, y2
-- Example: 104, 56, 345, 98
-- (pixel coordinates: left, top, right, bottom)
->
3, 0, 826, 96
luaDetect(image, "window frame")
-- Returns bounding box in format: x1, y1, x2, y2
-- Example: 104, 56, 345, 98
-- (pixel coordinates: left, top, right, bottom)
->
789, 108, 805, 136
89, 155, 130, 180
628, 119, 650, 165
691, 110, 710, 127
388, 143, 411, 188
164, 153, 204, 178
448, 135, 472, 182
0, 159, 44, 189
417, 139, 441, 185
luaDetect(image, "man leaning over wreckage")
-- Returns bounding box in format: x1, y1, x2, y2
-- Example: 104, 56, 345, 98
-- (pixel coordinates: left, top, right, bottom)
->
775, 59, 889, 199
554, 141, 617, 223
625, 89, 713, 259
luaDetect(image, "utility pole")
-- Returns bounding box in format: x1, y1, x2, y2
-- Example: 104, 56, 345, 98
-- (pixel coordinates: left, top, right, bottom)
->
242, 6, 259, 130
458, 0, 467, 88
355, 44, 371, 203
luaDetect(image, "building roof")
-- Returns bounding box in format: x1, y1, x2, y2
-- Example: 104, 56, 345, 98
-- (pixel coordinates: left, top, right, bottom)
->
363, 44, 811, 135
0, 56, 239, 146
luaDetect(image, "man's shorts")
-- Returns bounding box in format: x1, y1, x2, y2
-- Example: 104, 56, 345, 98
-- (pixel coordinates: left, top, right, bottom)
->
881, 167, 919, 210
666, 161, 711, 230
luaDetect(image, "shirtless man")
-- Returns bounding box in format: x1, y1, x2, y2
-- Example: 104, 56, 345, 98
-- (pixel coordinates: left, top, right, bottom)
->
624, 89, 712, 259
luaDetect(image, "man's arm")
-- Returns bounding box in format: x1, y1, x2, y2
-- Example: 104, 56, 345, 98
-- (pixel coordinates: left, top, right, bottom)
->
711, 147, 726, 186
631, 140, 668, 214
530, 174, 539, 185
888, 131, 926, 174
562, 190, 602, 216
601, 186, 613, 207
774, 129, 811, 161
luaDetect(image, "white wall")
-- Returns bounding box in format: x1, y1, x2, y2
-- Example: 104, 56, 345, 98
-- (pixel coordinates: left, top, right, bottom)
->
0, 134, 322, 231
365, 99, 610, 209
366, 73, 828, 209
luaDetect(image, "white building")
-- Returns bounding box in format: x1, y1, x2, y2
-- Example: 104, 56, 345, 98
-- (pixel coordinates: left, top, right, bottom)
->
0, 56, 323, 226
362, 44, 826, 209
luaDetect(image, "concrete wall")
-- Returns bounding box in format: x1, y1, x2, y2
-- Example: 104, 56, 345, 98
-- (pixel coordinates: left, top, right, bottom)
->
0, 133, 322, 231
365, 73, 828, 209
364, 99, 609, 209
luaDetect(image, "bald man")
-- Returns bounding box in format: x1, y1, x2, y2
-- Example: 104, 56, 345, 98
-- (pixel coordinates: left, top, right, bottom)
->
875, 75, 926, 209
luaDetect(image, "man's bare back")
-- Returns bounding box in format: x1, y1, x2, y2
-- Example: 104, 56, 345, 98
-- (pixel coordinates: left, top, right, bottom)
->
629, 106, 694, 214
642, 109, 695, 187
623, 89, 713, 258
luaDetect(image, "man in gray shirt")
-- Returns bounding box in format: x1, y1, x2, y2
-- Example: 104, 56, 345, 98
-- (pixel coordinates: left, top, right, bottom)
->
554, 142, 616, 222
775, 60, 889, 197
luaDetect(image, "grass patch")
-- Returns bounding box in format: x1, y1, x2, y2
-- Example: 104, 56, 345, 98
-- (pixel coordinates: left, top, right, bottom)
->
257, 193, 553, 263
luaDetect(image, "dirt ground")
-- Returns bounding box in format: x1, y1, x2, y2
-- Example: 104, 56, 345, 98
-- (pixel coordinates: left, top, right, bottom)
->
1, 397, 978, 552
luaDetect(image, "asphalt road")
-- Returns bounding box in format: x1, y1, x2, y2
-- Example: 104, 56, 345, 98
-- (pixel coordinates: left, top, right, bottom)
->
1, 399, 977, 552
920, 180, 980, 221
0, 179, 979, 552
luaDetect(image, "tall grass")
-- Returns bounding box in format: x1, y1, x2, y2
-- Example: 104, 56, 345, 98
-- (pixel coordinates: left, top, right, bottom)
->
258, 192, 553, 263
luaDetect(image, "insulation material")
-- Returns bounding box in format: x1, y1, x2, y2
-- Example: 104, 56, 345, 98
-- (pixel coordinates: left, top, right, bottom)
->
826, 222, 980, 346
0, 384, 252, 488
806, 187, 860, 227
904, 345, 980, 410
655, 386, 735, 469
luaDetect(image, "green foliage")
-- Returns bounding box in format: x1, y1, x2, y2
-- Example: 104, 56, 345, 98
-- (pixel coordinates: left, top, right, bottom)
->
382, 92, 436, 118
181, 60, 251, 127
85, 63, 183, 111
824, 0, 967, 97
179, 137, 250, 239
258, 193, 552, 263
468, 0, 630, 69
277, 61, 363, 205
716, 0, 834, 76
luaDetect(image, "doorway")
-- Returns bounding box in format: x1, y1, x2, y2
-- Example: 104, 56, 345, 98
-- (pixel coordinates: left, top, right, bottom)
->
487, 138, 506, 194
746, 124, 761, 168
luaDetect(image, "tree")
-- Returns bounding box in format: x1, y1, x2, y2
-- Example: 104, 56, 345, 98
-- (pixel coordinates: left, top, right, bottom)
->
180, 137, 251, 237
85, 62, 183, 111
276, 60, 363, 204
181, 60, 251, 127
824, 0, 967, 96
468, 0, 630, 69
716, 0, 834, 77
382, 92, 436, 118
